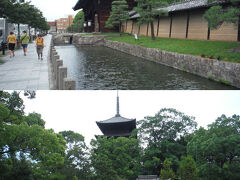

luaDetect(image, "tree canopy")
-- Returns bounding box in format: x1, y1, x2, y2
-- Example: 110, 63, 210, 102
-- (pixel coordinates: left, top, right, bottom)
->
67, 11, 84, 33
203, 0, 240, 29
0, 0, 49, 33
187, 114, 240, 180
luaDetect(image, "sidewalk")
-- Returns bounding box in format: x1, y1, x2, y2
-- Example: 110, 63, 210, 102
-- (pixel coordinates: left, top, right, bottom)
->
0, 34, 52, 90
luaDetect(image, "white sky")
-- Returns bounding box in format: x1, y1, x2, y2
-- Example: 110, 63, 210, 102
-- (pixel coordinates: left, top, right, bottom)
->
28, 0, 80, 21
22, 90, 240, 145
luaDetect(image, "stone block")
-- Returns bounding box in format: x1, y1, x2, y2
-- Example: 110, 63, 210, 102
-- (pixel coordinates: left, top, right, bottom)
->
63, 78, 76, 90
58, 66, 67, 90
55, 60, 63, 89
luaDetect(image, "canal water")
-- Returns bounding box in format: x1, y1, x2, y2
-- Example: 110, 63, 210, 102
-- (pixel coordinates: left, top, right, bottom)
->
55, 45, 237, 90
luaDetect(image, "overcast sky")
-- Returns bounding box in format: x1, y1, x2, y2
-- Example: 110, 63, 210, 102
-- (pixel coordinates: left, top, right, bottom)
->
22, 90, 240, 145
29, 0, 80, 21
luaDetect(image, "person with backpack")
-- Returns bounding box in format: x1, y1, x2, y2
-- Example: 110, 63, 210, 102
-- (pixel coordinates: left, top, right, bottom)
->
20, 30, 30, 56
35, 34, 44, 60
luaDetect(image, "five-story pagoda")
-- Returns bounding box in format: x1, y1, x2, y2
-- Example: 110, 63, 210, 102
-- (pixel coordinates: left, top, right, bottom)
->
96, 93, 136, 138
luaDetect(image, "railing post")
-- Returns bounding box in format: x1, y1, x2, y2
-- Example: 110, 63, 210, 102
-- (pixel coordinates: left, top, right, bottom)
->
58, 66, 67, 90
56, 60, 63, 89
63, 78, 76, 90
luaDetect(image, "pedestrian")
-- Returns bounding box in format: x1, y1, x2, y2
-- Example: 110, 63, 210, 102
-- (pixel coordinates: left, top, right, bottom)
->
7, 32, 17, 58
20, 30, 30, 56
35, 34, 44, 60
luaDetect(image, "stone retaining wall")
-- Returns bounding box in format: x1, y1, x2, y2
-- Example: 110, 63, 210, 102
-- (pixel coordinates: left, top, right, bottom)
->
104, 40, 240, 88
73, 35, 105, 46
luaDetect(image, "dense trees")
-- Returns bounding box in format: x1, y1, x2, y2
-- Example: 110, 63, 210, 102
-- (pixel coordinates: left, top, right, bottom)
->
0, 0, 49, 37
137, 108, 197, 175
1, 91, 240, 179
187, 114, 240, 180
0, 91, 66, 179
60, 130, 91, 179
90, 136, 141, 180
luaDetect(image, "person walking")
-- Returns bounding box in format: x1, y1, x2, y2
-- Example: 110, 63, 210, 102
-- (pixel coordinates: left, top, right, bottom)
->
35, 34, 44, 60
20, 30, 30, 56
7, 32, 17, 58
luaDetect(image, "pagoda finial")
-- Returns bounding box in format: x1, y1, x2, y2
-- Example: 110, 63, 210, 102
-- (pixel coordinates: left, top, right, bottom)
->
116, 91, 120, 117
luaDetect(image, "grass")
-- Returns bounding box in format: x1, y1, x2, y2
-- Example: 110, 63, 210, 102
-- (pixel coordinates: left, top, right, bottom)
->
79, 32, 121, 37
106, 34, 240, 63
218, 78, 231, 85
0, 52, 5, 64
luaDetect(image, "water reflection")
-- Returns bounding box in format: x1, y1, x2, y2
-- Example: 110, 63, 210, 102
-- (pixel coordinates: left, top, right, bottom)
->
55, 45, 237, 90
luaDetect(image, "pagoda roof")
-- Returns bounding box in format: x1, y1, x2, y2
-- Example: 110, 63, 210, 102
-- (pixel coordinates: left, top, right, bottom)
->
96, 118, 136, 136
95, 92, 136, 137
73, 0, 89, 11
97, 114, 135, 124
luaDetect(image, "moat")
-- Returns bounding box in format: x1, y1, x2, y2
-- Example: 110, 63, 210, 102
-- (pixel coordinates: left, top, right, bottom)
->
55, 45, 237, 90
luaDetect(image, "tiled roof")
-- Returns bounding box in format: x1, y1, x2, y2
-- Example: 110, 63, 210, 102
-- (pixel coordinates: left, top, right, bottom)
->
97, 115, 135, 123
130, 0, 225, 19
157, 0, 208, 12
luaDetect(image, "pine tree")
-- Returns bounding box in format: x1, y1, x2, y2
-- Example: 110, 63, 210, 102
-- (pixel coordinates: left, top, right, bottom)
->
178, 155, 198, 180
203, 0, 240, 29
134, 0, 169, 40
160, 158, 176, 180
105, 0, 129, 35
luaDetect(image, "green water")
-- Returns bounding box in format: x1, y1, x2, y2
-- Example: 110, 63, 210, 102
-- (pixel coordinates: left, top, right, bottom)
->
55, 45, 237, 90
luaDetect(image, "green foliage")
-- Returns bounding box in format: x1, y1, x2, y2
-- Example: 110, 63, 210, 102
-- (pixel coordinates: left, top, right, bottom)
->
60, 130, 91, 180
187, 115, 240, 180
0, 91, 66, 179
203, 0, 240, 29
218, 78, 231, 86
107, 34, 240, 63
0, 1, 49, 32
160, 158, 176, 179
23, 112, 45, 127
90, 136, 141, 180
138, 108, 197, 144
67, 11, 84, 33
0, 156, 34, 180
138, 108, 197, 175
177, 155, 198, 180
134, 0, 170, 40
105, 0, 129, 34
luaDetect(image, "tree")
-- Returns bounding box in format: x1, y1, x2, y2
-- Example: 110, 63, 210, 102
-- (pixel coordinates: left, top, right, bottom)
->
177, 155, 198, 180
138, 108, 197, 147
60, 130, 91, 180
138, 108, 197, 175
105, 0, 129, 35
203, 0, 240, 29
90, 136, 141, 180
187, 114, 240, 180
67, 11, 85, 33
134, 0, 169, 40
160, 158, 176, 180
0, 91, 66, 179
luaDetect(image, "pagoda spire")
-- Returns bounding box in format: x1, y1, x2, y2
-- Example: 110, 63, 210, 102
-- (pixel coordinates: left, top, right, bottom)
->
116, 91, 120, 117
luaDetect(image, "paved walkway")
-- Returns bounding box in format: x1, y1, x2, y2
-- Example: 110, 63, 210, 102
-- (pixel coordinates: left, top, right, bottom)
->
0, 34, 52, 90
